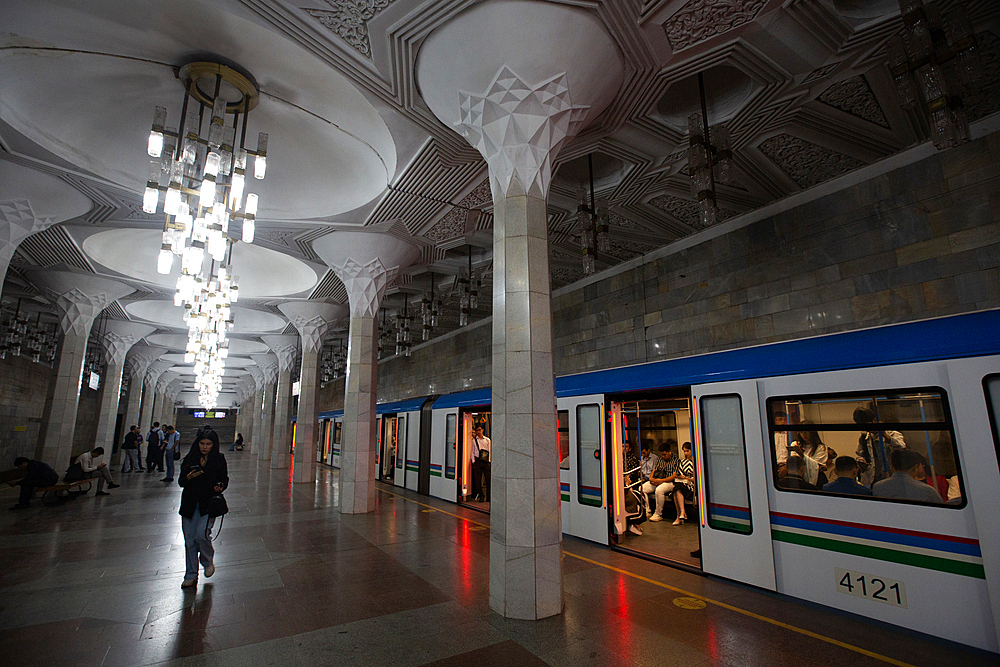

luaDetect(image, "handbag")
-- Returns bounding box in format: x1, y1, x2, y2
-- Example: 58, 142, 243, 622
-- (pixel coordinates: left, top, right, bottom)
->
174, 449, 181, 461
208, 493, 229, 518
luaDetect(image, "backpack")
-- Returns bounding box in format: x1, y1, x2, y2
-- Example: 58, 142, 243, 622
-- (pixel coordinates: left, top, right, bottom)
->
147, 429, 160, 447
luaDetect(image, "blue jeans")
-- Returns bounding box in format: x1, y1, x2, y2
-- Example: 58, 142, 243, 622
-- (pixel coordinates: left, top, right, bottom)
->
181, 507, 215, 581
164, 451, 175, 479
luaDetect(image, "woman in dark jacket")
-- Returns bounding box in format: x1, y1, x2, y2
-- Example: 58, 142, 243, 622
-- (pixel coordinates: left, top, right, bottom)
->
178, 430, 228, 588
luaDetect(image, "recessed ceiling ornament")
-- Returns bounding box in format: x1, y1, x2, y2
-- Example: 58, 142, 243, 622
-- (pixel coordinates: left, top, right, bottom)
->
664, 0, 767, 52
305, 0, 397, 58
818, 76, 889, 128
758, 134, 866, 190
648, 194, 736, 230
425, 207, 468, 243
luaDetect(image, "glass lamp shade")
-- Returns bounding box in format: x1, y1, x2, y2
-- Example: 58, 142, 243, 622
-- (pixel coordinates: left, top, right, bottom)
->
157, 245, 174, 275
147, 131, 164, 158
242, 218, 255, 243
143, 186, 159, 214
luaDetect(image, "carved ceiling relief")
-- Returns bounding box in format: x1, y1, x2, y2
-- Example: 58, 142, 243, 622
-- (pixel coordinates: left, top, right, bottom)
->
663, 0, 767, 52
604, 239, 659, 262
424, 207, 468, 242
758, 134, 867, 190
818, 75, 889, 128
648, 194, 737, 229
305, 0, 397, 58
964, 31, 1000, 122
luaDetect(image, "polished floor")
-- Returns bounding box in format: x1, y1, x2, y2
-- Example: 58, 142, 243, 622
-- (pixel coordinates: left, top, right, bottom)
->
0, 451, 995, 667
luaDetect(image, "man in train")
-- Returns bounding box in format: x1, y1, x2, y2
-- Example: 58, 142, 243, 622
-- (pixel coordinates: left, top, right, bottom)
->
873, 450, 943, 503
638, 441, 658, 514
470, 425, 491, 502
853, 406, 906, 487
779, 456, 816, 490
822, 456, 873, 496
646, 444, 680, 521
773, 410, 790, 470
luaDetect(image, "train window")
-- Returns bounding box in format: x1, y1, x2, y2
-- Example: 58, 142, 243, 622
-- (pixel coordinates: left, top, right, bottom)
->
985, 375, 1000, 476
700, 395, 752, 534
396, 416, 405, 469
558, 410, 570, 470
767, 388, 964, 507
576, 404, 603, 507
334, 421, 342, 445
445, 413, 457, 479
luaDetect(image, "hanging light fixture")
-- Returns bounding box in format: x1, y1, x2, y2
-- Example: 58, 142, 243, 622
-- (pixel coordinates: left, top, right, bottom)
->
687, 73, 735, 229
422, 272, 439, 341
887, 0, 984, 150
577, 154, 610, 276
0, 300, 57, 365
140, 59, 269, 407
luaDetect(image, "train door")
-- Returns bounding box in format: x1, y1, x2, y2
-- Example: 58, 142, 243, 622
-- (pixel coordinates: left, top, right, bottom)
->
607, 395, 699, 566
560, 394, 607, 544
692, 380, 776, 590
392, 414, 406, 487
330, 418, 342, 468
429, 406, 458, 502
458, 410, 491, 510
379, 415, 397, 482
320, 419, 331, 464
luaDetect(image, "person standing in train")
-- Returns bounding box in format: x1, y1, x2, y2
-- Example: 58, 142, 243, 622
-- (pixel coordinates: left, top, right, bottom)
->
470, 425, 491, 502
853, 406, 906, 487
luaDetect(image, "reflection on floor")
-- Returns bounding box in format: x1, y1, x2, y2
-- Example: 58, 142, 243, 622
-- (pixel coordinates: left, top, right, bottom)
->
461, 496, 490, 513
1, 452, 995, 667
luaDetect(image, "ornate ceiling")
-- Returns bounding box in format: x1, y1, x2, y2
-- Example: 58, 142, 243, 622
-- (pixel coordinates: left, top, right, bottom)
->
3, 0, 1000, 406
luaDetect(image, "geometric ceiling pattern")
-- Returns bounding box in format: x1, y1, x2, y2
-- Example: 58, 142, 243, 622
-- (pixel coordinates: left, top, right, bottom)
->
4, 0, 1000, 405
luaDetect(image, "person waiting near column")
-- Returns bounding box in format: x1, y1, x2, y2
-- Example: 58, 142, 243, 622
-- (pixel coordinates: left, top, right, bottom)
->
146, 422, 163, 474
68, 447, 120, 496
162, 425, 179, 483
470, 425, 491, 502
121, 425, 141, 473
8, 457, 60, 509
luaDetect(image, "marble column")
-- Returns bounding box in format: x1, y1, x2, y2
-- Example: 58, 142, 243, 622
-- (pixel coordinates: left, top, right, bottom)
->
313, 231, 421, 514
27, 270, 133, 467
248, 366, 265, 454
93, 322, 154, 454
278, 302, 346, 484
251, 354, 278, 462
263, 335, 298, 470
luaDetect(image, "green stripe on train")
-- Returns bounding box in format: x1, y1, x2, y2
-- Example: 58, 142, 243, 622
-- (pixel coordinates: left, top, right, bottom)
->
709, 518, 751, 534
560, 493, 570, 502
430, 471, 441, 477
771, 529, 985, 579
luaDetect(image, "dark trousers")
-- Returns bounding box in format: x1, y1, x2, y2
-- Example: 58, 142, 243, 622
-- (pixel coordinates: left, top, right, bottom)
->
471, 458, 490, 501
17, 481, 35, 506
146, 446, 164, 471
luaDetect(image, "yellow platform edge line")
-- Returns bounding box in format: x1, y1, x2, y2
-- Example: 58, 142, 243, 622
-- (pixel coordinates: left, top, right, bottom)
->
377, 486, 914, 667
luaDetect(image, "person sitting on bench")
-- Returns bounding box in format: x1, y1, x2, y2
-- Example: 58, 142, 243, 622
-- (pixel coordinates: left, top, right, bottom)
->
67, 447, 120, 496
8, 457, 60, 510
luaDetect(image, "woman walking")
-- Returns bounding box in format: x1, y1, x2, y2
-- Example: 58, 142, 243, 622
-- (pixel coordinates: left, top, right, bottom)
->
178, 430, 228, 588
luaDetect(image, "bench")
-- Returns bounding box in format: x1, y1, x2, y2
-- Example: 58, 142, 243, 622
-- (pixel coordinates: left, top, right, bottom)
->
36, 479, 95, 505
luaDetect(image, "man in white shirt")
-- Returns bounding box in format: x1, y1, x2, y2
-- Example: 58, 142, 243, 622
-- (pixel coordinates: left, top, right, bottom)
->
470, 425, 491, 502
75, 447, 119, 496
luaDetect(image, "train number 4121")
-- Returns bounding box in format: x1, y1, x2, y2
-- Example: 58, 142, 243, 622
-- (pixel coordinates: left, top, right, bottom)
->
835, 568, 907, 608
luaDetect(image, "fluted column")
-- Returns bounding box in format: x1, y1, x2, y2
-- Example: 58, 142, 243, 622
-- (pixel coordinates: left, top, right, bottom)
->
313, 232, 421, 514
27, 270, 133, 467
263, 335, 298, 470
94, 322, 154, 454
278, 302, 346, 484
251, 354, 278, 462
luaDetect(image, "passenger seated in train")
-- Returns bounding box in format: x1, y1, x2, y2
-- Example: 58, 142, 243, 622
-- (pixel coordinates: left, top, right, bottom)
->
779, 456, 816, 490
854, 406, 906, 487
670, 442, 696, 525
872, 450, 943, 503
645, 444, 679, 522
821, 456, 873, 496
910, 453, 946, 502
623, 442, 647, 536
788, 421, 828, 487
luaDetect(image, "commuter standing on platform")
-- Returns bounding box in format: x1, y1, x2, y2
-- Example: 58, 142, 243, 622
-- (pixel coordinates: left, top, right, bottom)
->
121, 425, 141, 473
178, 430, 228, 588
162, 425, 179, 483
146, 422, 163, 473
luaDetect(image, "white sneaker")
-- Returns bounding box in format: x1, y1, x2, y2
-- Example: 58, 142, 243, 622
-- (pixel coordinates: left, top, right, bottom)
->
628, 524, 643, 536
204, 564, 215, 578
181, 579, 197, 588
649, 514, 663, 522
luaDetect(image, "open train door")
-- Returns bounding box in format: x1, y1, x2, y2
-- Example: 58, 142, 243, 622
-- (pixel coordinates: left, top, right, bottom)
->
692, 380, 776, 591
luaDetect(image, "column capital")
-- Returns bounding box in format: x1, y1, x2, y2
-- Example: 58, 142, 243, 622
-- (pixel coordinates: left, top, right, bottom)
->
457, 67, 588, 200
25, 270, 133, 337
277, 302, 348, 354
145, 360, 172, 389
0, 199, 53, 261
101, 322, 155, 366
330, 258, 396, 319
250, 353, 278, 384
263, 335, 299, 372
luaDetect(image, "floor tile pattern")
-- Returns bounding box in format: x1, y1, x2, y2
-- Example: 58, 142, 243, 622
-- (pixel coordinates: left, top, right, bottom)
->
0, 453, 995, 666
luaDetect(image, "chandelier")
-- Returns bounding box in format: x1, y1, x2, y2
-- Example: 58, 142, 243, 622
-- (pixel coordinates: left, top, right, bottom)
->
141, 60, 269, 407
395, 299, 413, 357
577, 154, 610, 276
0, 300, 57, 365
687, 73, 735, 229
420, 273, 441, 341
322, 340, 346, 383
887, 0, 984, 151
458, 247, 481, 326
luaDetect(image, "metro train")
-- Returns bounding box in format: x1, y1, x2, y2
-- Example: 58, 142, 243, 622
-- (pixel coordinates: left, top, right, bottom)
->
308, 309, 1000, 652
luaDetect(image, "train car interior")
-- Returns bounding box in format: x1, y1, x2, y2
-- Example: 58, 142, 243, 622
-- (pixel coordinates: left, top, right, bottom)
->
458, 409, 491, 511
608, 394, 701, 568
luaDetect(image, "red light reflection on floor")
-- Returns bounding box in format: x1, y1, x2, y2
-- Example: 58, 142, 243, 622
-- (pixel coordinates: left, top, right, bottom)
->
606, 574, 634, 654
456, 521, 474, 603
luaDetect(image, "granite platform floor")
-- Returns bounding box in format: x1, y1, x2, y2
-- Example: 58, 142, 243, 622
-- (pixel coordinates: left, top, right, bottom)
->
0, 451, 995, 667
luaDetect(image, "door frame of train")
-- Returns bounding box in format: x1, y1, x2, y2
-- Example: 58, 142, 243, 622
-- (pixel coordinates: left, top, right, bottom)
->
692, 380, 777, 591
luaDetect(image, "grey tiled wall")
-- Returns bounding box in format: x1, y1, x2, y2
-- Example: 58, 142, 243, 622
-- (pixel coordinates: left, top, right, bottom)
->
327, 132, 1000, 409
